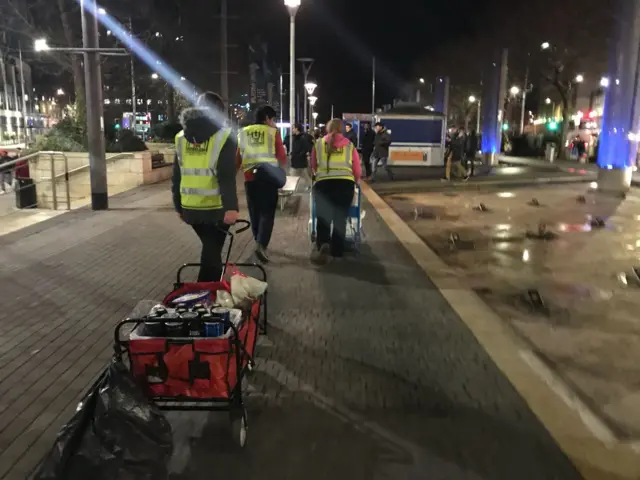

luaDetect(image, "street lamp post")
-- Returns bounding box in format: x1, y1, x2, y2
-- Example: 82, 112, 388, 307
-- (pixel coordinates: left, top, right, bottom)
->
81, 0, 107, 210
35, 13, 127, 210
469, 95, 481, 132
299, 58, 314, 128
308, 95, 317, 128
284, 0, 301, 154
303, 79, 317, 131
312, 111, 318, 130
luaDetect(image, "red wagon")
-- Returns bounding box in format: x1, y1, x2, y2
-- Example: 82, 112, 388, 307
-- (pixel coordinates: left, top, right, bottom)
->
114, 220, 267, 447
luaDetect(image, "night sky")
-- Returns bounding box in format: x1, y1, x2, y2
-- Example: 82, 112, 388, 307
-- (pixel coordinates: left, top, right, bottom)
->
250, 0, 491, 118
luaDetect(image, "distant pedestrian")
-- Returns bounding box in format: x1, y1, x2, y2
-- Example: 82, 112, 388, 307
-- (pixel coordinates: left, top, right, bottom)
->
344, 122, 358, 147
370, 122, 393, 181
361, 122, 374, 180
0, 150, 13, 194
237, 105, 288, 263
443, 129, 467, 181
310, 118, 361, 265
287, 123, 314, 190
465, 130, 478, 177
172, 91, 239, 282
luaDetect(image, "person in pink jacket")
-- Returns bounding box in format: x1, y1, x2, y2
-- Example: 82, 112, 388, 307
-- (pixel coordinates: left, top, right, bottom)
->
310, 118, 361, 264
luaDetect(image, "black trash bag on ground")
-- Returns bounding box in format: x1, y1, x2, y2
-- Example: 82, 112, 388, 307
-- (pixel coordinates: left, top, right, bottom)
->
33, 359, 173, 480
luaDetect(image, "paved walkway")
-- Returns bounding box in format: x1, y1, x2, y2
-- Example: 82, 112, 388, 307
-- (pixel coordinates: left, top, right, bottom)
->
0, 182, 580, 479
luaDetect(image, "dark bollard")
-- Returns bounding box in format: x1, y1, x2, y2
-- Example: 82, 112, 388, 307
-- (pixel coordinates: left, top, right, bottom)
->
528, 198, 540, 207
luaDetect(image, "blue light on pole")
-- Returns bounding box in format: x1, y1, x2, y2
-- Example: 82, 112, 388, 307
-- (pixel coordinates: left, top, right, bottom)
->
597, 0, 640, 171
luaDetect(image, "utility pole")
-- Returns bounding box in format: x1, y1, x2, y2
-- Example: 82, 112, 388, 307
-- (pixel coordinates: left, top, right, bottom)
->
129, 17, 137, 132
81, 0, 107, 210
520, 64, 529, 134
371, 56, 376, 117
220, 0, 229, 114
0, 52, 10, 138
18, 44, 27, 142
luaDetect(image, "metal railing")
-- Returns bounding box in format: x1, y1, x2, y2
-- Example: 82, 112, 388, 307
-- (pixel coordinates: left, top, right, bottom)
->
1, 151, 70, 211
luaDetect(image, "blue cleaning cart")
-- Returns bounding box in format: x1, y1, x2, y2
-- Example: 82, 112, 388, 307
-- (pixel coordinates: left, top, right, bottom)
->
308, 184, 363, 252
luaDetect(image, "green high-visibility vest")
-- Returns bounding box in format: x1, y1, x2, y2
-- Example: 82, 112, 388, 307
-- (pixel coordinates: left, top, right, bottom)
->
238, 124, 278, 172
314, 138, 355, 182
175, 128, 231, 210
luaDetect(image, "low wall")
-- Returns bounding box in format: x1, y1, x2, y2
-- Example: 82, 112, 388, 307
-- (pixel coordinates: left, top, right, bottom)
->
31, 150, 173, 209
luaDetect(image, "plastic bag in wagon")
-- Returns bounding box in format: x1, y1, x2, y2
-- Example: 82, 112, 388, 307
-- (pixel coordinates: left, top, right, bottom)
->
32, 359, 173, 480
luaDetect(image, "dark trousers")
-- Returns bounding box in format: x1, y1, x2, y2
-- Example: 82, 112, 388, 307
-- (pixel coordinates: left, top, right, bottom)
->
245, 180, 279, 248
464, 152, 475, 176
314, 179, 355, 257
191, 223, 229, 282
362, 150, 373, 177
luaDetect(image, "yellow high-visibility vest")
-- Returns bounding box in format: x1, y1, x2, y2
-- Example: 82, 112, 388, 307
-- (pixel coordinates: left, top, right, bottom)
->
175, 128, 231, 210
314, 138, 355, 182
238, 124, 278, 172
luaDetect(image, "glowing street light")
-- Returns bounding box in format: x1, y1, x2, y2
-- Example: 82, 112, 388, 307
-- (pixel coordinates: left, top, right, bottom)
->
541, 41, 550, 50
34, 38, 50, 52
468, 95, 476, 103
600, 77, 610, 87
56, 88, 64, 96
308, 95, 318, 106
545, 97, 551, 104
304, 82, 317, 96
575, 74, 584, 83
312, 111, 318, 119
509, 86, 520, 96
419, 78, 425, 84
151, 73, 159, 79
285, 0, 302, 152
97, 7, 106, 14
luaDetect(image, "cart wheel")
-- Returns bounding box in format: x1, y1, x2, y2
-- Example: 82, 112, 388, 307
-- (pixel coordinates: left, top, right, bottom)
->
230, 408, 248, 448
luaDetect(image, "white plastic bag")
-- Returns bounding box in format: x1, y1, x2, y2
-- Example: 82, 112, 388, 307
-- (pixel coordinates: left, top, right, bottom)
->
230, 274, 268, 305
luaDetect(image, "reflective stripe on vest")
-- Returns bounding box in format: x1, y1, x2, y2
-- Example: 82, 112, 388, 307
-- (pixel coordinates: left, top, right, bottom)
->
238, 124, 278, 171
175, 128, 231, 210
314, 138, 354, 182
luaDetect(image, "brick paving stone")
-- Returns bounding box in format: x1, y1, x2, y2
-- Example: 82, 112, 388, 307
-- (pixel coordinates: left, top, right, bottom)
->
0, 181, 581, 479
0, 183, 252, 479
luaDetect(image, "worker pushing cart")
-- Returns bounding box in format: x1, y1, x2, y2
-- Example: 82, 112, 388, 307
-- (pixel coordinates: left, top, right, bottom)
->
308, 118, 362, 265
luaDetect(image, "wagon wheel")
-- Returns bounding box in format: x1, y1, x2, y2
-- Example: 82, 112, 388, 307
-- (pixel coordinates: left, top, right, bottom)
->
230, 406, 248, 448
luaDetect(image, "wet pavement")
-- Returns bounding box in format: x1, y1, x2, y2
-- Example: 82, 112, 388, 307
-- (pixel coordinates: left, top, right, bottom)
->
384, 183, 640, 441
0, 181, 583, 479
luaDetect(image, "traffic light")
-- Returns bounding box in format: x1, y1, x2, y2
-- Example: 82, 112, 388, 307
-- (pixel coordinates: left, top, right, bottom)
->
114, 123, 121, 130
548, 121, 558, 131
502, 123, 509, 131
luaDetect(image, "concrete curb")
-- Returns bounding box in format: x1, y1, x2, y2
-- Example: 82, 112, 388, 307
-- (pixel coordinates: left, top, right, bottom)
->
360, 181, 640, 480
